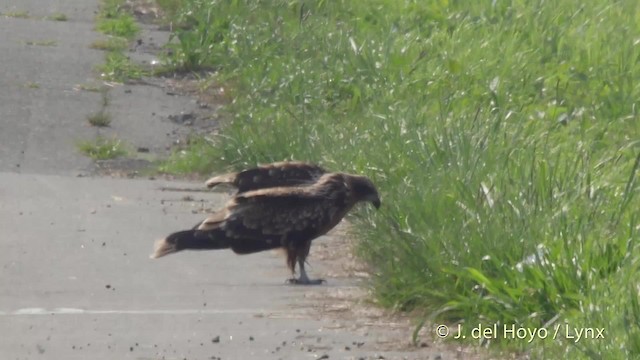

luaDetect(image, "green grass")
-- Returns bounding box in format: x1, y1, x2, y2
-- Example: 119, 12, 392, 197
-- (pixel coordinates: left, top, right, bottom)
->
97, 51, 146, 82
96, 15, 139, 39
160, 136, 221, 174
94, 0, 142, 82
90, 37, 129, 52
47, 13, 68, 21
3, 11, 29, 19
96, 0, 139, 39
24, 40, 57, 47
159, 1, 640, 358
155, 0, 182, 20
76, 136, 126, 160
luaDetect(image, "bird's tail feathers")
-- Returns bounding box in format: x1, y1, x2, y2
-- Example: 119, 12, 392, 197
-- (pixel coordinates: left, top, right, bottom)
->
150, 229, 231, 259
150, 238, 177, 258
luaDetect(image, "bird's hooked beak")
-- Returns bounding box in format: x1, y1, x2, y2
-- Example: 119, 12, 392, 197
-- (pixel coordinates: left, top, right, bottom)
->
373, 198, 381, 209
367, 194, 381, 209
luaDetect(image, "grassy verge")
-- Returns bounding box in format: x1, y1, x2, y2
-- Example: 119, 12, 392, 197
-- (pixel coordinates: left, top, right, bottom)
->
94, 0, 144, 82
96, 0, 139, 38
158, 1, 640, 358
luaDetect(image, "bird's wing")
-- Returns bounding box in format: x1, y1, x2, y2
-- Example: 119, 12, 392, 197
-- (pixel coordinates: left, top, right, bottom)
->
198, 188, 344, 241
196, 208, 227, 230
205, 162, 326, 192
204, 172, 237, 189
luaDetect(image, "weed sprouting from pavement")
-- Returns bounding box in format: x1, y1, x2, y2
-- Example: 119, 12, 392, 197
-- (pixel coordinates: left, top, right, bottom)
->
24, 40, 57, 46
76, 137, 126, 160
47, 13, 68, 21
3, 11, 29, 19
98, 51, 146, 82
87, 111, 112, 127
90, 37, 129, 52
96, 0, 139, 39
94, 0, 142, 82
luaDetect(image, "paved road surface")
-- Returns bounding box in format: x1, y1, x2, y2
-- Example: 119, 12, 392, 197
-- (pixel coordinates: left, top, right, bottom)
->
0, 1, 467, 359
0, 173, 430, 359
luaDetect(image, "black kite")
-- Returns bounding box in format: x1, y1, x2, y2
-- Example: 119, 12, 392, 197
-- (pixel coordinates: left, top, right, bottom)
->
151, 163, 380, 285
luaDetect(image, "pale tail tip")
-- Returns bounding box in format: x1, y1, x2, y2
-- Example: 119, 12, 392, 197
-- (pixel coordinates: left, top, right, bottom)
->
150, 238, 174, 259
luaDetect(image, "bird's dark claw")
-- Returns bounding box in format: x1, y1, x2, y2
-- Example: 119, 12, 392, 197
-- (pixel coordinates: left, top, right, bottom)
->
286, 278, 326, 285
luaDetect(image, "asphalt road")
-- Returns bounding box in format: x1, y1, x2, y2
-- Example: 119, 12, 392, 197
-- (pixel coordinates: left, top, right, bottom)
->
0, 2, 466, 359
0, 172, 421, 360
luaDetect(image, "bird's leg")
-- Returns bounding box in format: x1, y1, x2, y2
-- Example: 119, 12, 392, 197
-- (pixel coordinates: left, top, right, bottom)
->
286, 258, 325, 285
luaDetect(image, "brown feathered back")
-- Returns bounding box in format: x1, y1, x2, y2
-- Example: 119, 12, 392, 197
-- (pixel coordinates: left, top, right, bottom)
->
200, 172, 379, 237
199, 173, 352, 235
205, 161, 326, 193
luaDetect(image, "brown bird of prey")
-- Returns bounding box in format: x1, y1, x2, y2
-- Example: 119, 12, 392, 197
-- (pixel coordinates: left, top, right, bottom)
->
151, 162, 380, 285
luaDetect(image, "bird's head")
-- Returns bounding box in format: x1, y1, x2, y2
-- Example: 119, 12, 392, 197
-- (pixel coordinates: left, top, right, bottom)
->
350, 175, 381, 209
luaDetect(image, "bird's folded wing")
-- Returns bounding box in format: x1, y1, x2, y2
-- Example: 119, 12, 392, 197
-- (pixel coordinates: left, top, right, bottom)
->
199, 190, 336, 240
205, 162, 326, 192
195, 209, 227, 230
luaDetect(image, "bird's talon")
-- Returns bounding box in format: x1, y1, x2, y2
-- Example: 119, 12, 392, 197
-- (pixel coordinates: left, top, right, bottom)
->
286, 278, 326, 285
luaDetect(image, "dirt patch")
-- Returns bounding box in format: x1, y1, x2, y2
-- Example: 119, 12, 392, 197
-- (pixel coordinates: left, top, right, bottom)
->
164, 75, 230, 111
86, 17, 225, 178
130, 76, 223, 133
311, 222, 372, 280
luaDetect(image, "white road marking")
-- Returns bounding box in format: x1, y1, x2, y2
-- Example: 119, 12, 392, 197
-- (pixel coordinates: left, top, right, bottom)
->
0, 308, 268, 316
